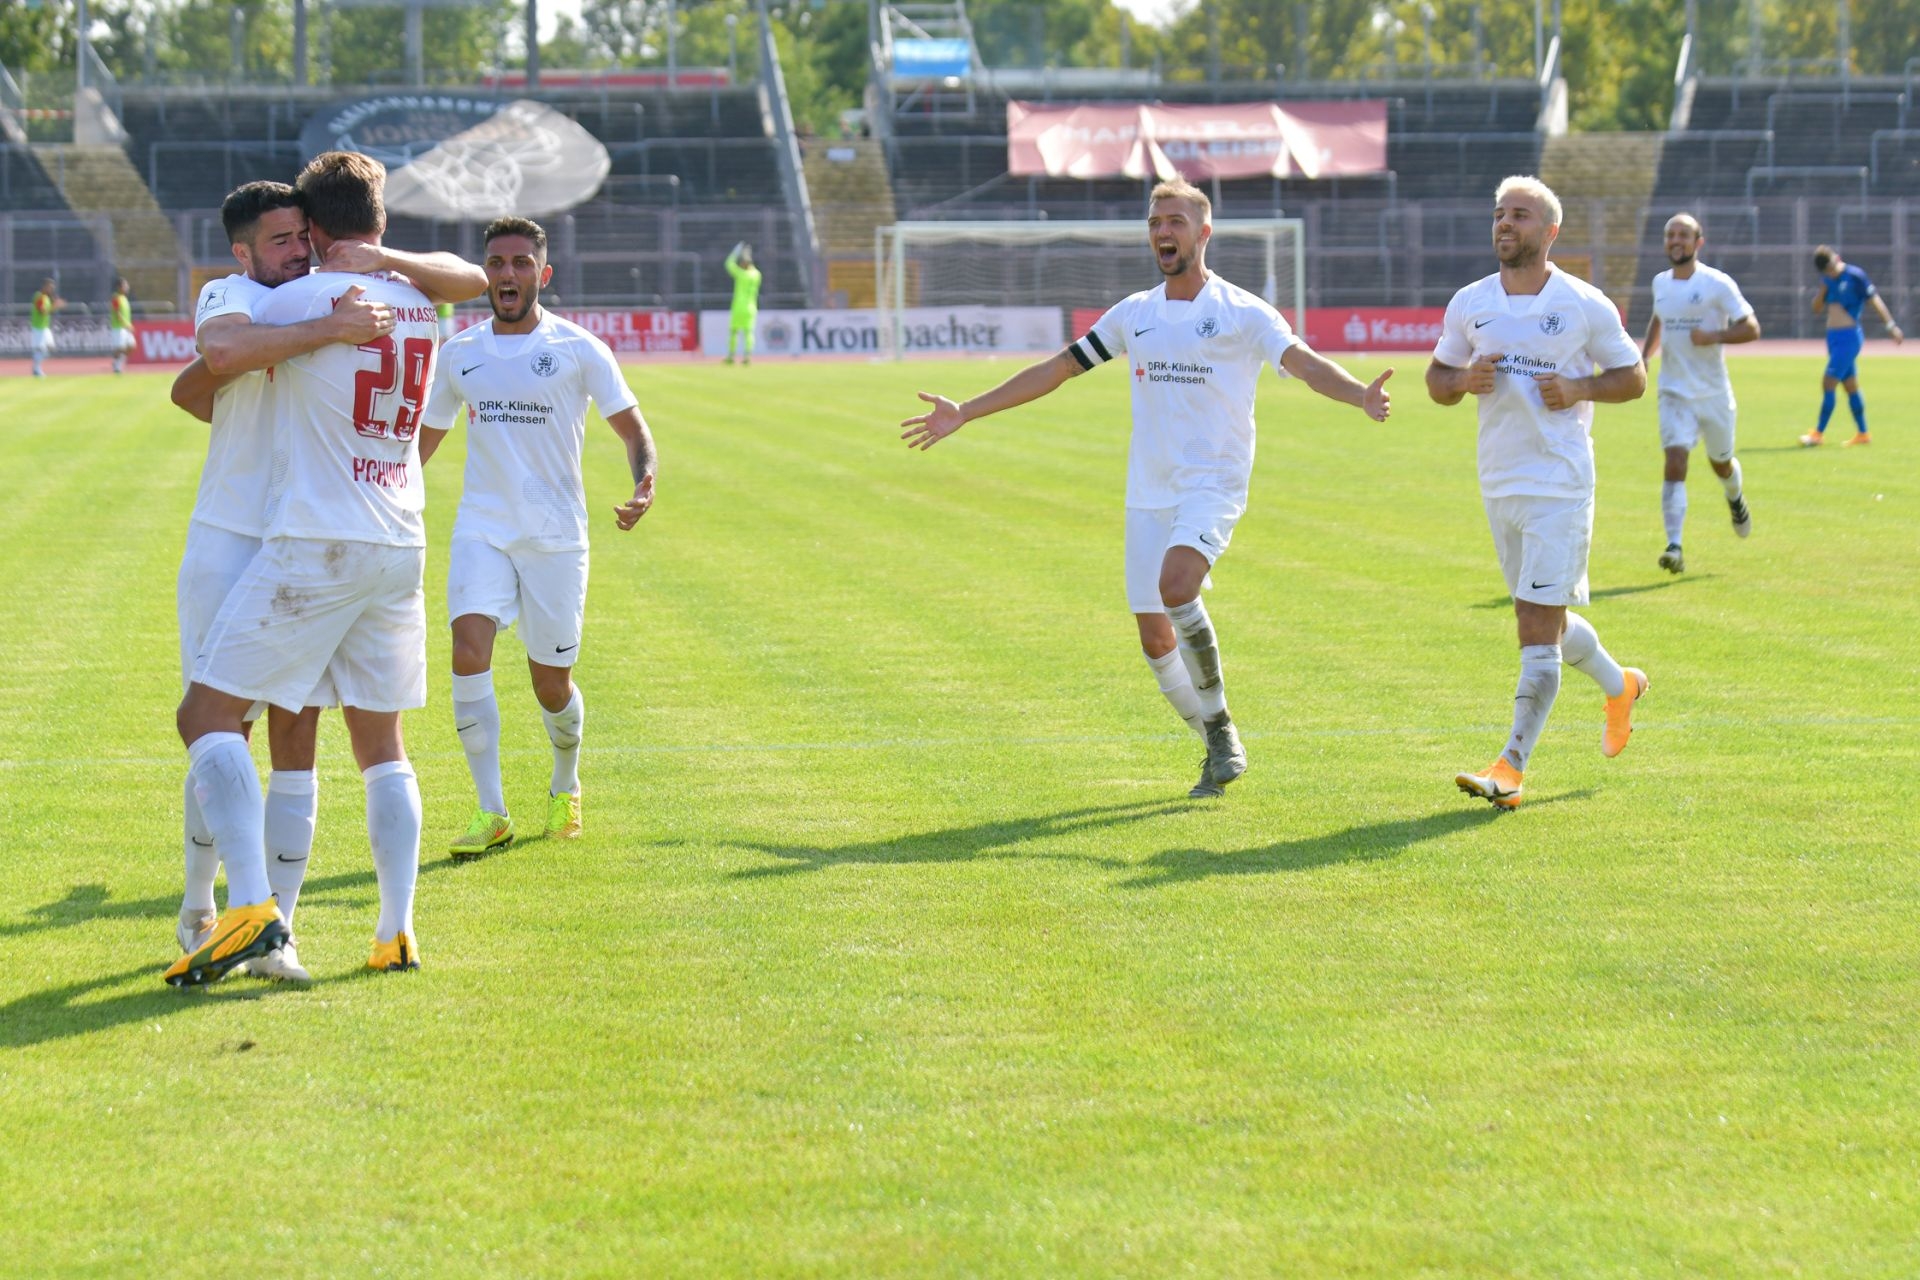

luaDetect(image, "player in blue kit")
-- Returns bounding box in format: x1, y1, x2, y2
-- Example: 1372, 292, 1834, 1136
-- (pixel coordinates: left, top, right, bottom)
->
1799, 245, 1902, 447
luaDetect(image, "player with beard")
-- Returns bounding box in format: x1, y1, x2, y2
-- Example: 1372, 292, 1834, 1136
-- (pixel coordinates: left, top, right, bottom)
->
418, 216, 657, 854
168, 181, 482, 981
900, 179, 1391, 799
1428, 176, 1649, 811
1640, 213, 1759, 574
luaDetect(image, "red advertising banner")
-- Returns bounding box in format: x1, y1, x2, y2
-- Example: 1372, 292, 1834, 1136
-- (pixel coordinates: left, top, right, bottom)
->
1008, 100, 1387, 181
132, 319, 199, 364
1303, 307, 1447, 352
1069, 306, 1444, 353
454, 308, 699, 353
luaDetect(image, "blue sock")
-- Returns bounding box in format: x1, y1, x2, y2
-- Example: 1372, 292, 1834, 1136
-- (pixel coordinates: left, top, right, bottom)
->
1848, 391, 1867, 432
1818, 390, 1836, 433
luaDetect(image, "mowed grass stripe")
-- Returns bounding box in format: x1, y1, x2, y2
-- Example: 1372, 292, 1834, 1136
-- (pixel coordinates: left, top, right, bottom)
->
0, 355, 1915, 1277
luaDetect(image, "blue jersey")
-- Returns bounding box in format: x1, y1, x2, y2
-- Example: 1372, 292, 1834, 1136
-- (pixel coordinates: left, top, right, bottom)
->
1823, 264, 1876, 321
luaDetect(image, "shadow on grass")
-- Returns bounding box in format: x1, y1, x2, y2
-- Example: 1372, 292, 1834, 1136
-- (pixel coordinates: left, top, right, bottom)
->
1118, 789, 1597, 889
1468, 577, 1713, 610
0, 963, 285, 1050
721, 798, 1193, 880
0, 855, 470, 941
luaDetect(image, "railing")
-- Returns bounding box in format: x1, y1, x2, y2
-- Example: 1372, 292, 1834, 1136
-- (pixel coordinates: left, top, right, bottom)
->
755, 0, 823, 306
1869, 130, 1920, 185
1746, 165, 1869, 200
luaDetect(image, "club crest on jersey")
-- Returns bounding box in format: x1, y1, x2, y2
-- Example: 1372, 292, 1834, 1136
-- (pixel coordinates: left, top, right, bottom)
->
530, 352, 558, 377
1195, 317, 1219, 338
1689, 291, 1703, 304
1539, 312, 1565, 336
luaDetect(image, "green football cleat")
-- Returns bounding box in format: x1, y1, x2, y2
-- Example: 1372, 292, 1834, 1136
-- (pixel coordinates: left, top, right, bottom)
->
450, 808, 513, 860
546, 790, 582, 840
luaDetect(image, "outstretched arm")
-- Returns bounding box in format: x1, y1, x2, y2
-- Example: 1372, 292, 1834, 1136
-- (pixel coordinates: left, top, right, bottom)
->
199, 288, 395, 377
1279, 343, 1392, 421
318, 242, 488, 305
606, 406, 657, 530
899, 348, 1083, 450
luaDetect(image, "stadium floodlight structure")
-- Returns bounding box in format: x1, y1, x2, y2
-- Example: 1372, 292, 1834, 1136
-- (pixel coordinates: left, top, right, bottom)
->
875, 219, 1306, 359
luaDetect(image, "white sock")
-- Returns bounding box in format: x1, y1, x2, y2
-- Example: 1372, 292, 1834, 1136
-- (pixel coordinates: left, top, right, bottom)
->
1661, 480, 1687, 546
181, 771, 220, 914
264, 770, 318, 928
1144, 648, 1207, 736
364, 760, 421, 942
542, 687, 584, 796
1719, 459, 1743, 502
452, 670, 507, 815
186, 732, 270, 907
1502, 645, 1562, 772
1560, 612, 1626, 698
1165, 599, 1226, 718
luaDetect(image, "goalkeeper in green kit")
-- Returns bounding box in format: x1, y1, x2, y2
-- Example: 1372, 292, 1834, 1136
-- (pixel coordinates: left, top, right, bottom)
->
725, 241, 761, 364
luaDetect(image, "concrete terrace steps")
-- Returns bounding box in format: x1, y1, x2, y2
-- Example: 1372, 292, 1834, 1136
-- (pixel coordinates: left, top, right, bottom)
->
1540, 132, 1665, 316
34, 144, 182, 306
803, 137, 895, 306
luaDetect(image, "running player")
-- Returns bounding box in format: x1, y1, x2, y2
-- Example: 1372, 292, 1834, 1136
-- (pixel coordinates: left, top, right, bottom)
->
167, 182, 396, 981
419, 216, 658, 855
901, 178, 1392, 798
1640, 213, 1759, 574
107, 278, 134, 374
169, 152, 443, 985
1428, 176, 1649, 811
1799, 245, 1902, 447
724, 242, 760, 365
29, 277, 60, 377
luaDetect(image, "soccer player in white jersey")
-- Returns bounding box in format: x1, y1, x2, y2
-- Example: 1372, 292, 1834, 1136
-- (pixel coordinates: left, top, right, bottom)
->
902, 178, 1392, 798
168, 180, 484, 980
169, 152, 444, 984
1427, 176, 1650, 811
418, 217, 658, 853
167, 181, 394, 981
1640, 213, 1760, 574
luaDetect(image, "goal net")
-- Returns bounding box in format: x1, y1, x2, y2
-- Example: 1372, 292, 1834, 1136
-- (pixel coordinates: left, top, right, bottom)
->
874, 219, 1305, 359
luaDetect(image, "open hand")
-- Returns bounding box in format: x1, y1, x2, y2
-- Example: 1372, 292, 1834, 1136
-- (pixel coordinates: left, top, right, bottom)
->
329, 285, 395, 345
614, 474, 655, 530
317, 241, 389, 276
900, 392, 966, 450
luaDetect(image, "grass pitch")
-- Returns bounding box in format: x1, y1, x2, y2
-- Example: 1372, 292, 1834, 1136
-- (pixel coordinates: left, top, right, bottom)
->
0, 353, 1915, 1277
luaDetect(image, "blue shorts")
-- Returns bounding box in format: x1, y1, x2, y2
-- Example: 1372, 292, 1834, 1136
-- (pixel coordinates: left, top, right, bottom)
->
1825, 326, 1864, 381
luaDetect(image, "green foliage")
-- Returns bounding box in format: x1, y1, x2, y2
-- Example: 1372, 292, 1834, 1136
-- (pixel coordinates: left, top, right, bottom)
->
0, 0, 70, 73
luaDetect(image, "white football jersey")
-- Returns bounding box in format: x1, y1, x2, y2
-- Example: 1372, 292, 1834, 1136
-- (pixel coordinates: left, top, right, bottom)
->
188, 273, 274, 538
1070, 274, 1297, 509
1651, 264, 1752, 402
1433, 265, 1642, 501
421, 312, 639, 552
252, 271, 441, 547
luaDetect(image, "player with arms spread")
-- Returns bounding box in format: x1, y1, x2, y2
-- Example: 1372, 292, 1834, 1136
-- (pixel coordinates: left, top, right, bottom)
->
419, 216, 658, 855
1641, 213, 1759, 574
902, 178, 1391, 798
1429, 176, 1650, 811
1799, 244, 1902, 447
169, 152, 447, 985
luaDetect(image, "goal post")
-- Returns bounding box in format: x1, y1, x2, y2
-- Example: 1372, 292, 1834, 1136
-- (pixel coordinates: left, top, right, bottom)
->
875, 218, 1306, 359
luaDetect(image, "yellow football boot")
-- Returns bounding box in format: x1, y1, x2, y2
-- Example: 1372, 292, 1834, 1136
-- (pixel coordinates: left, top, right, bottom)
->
164, 900, 288, 987
546, 790, 582, 840
449, 808, 513, 860
367, 932, 421, 972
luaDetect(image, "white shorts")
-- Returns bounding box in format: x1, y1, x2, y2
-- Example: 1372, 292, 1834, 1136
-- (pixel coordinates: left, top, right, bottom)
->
193, 537, 426, 713
448, 536, 589, 667
29, 329, 52, 353
1124, 494, 1241, 614
110, 328, 135, 353
1658, 392, 1737, 461
1484, 493, 1593, 608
